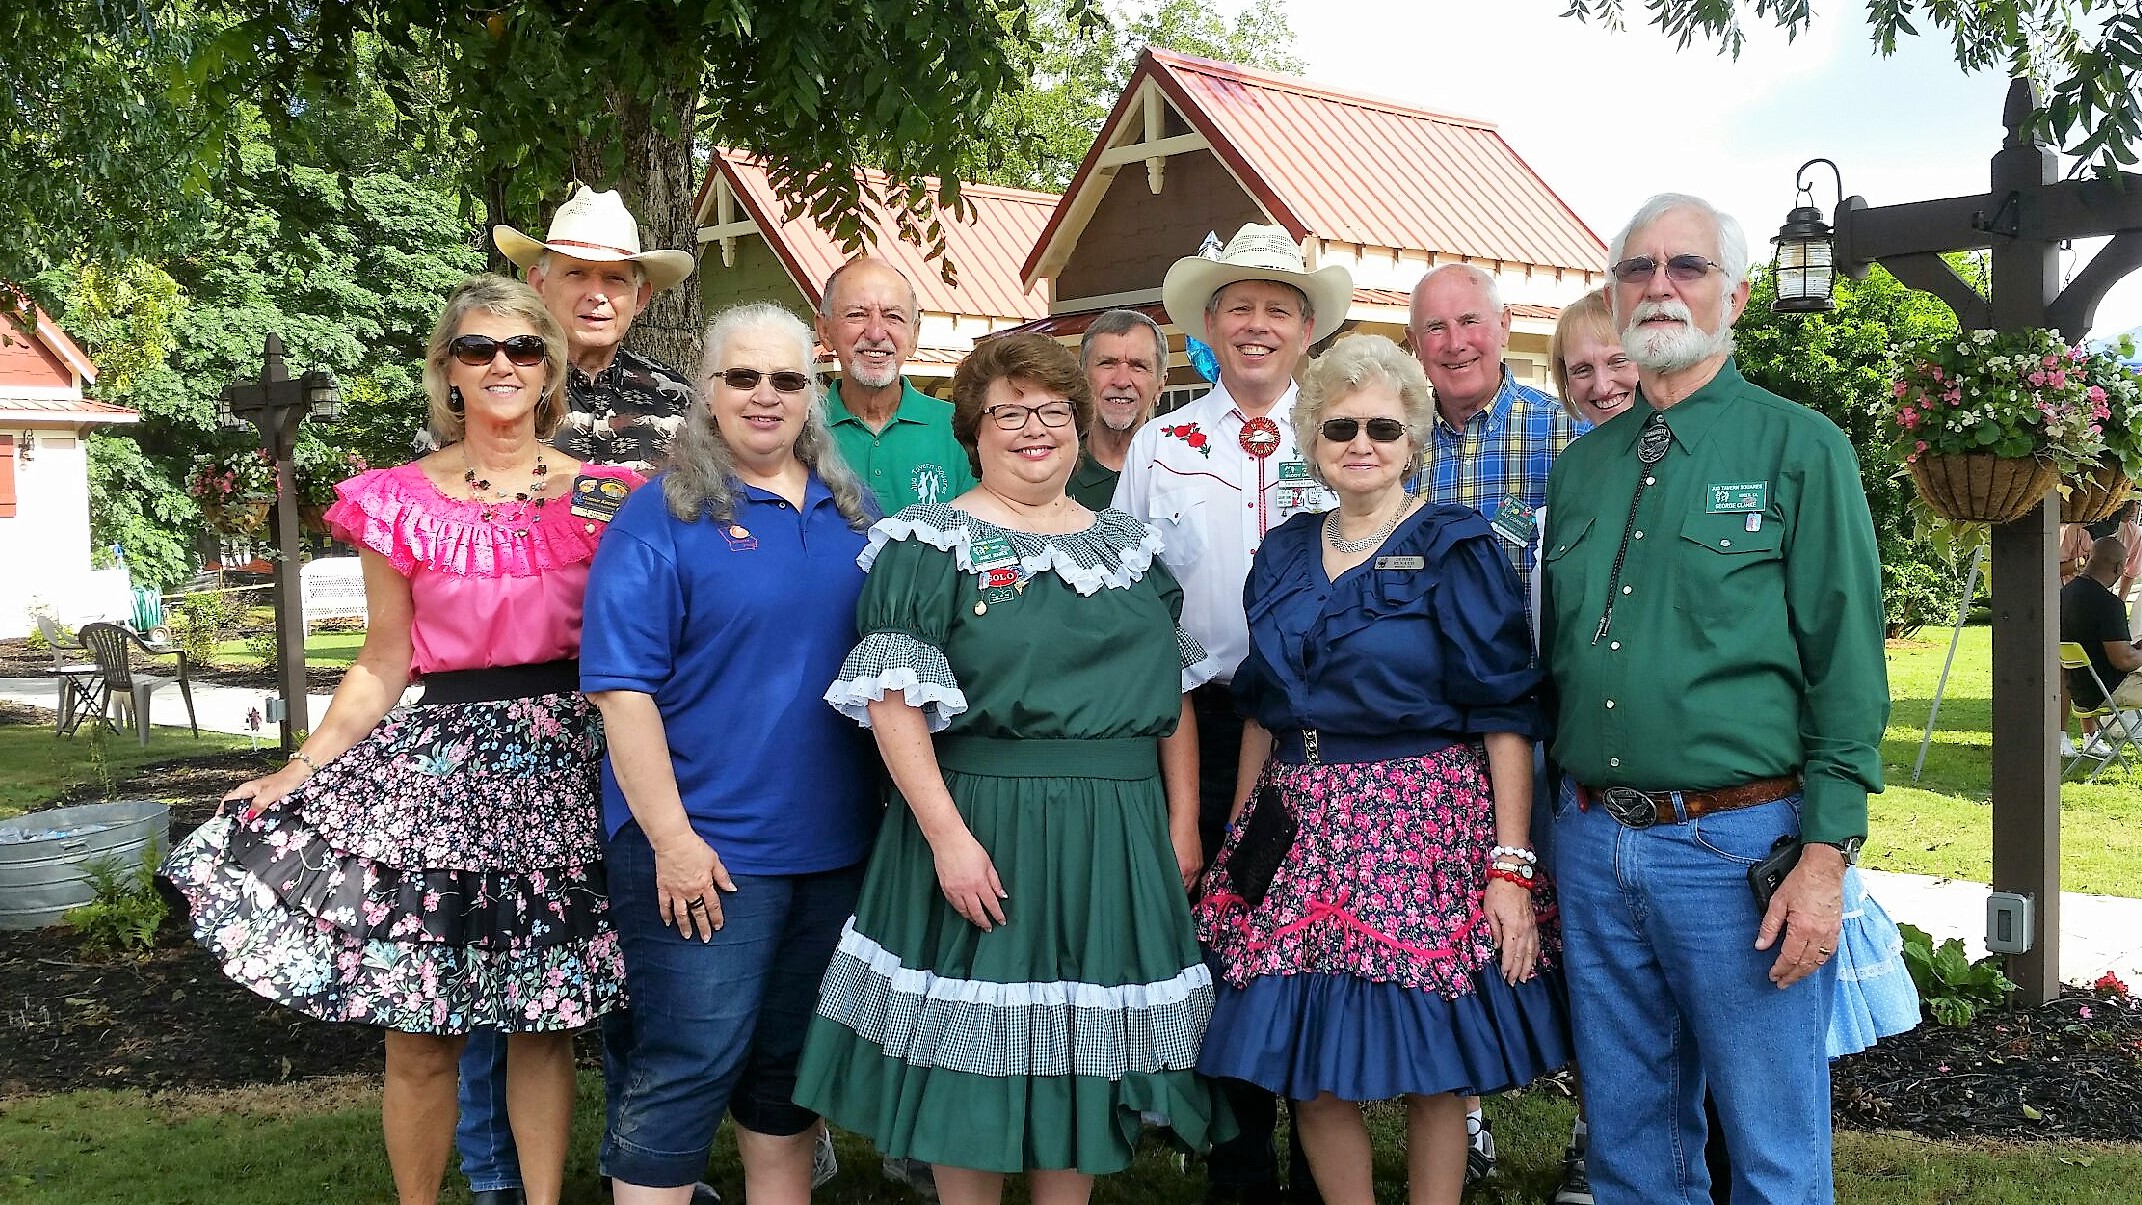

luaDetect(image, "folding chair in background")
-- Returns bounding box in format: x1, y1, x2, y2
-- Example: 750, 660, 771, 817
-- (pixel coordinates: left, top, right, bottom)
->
2059, 641, 2140, 781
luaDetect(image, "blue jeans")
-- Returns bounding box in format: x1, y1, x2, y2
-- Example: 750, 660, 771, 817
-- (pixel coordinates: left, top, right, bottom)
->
454, 1011, 633, 1192
601, 822, 863, 1189
1553, 782, 1835, 1205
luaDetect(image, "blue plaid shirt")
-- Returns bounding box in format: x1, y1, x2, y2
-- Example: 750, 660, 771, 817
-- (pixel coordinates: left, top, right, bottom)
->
1409, 369, 1582, 599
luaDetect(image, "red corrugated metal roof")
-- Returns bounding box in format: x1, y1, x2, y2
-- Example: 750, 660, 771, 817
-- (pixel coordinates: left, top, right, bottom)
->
1024, 49, 1605, 285
698, 151, 1056, 322
0, 395, 138, 423
2, 299, 98, 384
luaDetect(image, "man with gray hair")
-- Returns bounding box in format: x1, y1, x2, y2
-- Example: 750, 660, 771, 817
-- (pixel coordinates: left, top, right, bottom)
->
818, 255, 975, 512
1406, 262, 1578, 603
1538, 194, 1889, 1204
1069, 308, 1168, 508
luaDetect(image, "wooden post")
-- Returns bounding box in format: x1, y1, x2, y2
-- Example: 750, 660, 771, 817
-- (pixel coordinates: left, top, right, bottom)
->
1985, 82, 2063, 1003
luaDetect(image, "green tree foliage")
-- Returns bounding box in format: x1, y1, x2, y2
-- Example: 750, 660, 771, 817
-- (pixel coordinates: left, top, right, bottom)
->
1736, 264, 1973, 636
965, 0, 1305, 192
1560, 0, 2142, 175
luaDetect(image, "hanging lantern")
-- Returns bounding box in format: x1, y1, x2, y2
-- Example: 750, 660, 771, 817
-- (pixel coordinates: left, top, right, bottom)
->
1771, 158, 1843, 314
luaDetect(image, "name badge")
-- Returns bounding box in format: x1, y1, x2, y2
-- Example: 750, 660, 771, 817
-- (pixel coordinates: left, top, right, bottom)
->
1706, 481, 1769, 513
569, 474, 629, 522
1489, 495, 1537, 546
1278, 460, 1311, 482
1375, 555, 1426, 571
968, 534, 1017, 570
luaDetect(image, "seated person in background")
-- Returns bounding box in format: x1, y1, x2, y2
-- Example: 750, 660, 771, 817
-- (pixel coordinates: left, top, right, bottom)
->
2061, 536, 2142, 725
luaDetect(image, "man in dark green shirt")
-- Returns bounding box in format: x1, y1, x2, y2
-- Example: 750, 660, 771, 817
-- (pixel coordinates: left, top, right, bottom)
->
1539, 194, 1889, 1205
1069, 308, 1168, 510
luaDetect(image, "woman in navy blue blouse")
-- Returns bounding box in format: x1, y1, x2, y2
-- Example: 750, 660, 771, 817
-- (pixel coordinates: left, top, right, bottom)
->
1194, 334, 1573, 1205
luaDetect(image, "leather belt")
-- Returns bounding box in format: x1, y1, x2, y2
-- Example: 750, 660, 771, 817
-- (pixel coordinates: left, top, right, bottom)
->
1582, 775, 1801, 829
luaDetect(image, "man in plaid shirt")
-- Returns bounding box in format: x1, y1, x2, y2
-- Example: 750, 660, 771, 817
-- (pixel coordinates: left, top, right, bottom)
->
1403, 261, 1579, 1191
1406, 263, 1581, 602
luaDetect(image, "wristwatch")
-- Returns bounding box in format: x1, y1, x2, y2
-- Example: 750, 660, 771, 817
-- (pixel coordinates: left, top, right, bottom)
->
1810, 836, 1863, 864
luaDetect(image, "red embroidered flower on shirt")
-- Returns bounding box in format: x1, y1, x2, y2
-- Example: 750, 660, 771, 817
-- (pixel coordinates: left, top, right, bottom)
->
1161, 422, 1212, 457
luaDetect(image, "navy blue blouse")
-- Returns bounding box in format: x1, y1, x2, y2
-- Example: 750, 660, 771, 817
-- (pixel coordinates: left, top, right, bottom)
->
1232, 504, 1543, 742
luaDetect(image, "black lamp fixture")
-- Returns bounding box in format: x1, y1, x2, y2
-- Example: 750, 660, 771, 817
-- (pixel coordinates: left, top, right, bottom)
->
1771, 158, 1844, 314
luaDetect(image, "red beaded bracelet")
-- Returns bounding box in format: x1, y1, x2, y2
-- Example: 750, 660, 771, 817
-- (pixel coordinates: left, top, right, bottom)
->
1487, 866, 1536, 890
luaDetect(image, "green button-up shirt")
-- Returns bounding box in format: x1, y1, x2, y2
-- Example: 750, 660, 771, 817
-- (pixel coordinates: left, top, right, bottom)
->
1068, 450, 1121, 511
826, 379, 977, 513
1538, 359, 1888, 845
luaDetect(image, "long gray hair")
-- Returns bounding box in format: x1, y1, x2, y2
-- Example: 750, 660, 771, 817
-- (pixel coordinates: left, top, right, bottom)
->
661, 302, 874, 529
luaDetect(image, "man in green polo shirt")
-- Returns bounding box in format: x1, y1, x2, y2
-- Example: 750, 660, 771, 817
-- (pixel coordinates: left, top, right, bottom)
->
1538, 194, 1888, 1205
818, 256, 975, 512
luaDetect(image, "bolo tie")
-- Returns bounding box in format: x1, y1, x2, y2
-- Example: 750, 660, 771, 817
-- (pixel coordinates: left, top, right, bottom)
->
1239, 414, 1282, 541
1592, 410, 1671, 645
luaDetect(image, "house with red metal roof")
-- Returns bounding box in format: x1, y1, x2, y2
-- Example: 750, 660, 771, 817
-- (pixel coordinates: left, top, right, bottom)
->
1015, 48, 1607, 395
691, 149, 1057, 386
0, 295, 138, 637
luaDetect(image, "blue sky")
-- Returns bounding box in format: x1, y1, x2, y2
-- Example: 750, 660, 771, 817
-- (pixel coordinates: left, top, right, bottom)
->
1274, 0, 2141, 339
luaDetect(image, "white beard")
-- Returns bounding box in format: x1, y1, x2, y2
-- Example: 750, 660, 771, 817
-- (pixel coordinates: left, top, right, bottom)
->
1621, 298, 1734, 373
845, 348, 902, 389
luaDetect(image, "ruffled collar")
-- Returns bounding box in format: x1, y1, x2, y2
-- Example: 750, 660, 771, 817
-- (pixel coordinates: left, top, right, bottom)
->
325, 462, 643, 579
858, 503, 1163, 596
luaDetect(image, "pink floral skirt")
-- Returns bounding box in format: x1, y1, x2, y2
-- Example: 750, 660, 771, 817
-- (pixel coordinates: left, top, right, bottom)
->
1195, 742, 1559, 1000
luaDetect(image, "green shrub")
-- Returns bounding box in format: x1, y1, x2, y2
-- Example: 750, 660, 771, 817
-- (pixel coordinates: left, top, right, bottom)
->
1883, 554, 1964, 640
168, 590, 245, 664
1899, 922, 2017, 1027
243, 629, 280, 668
64, 845, 170, 954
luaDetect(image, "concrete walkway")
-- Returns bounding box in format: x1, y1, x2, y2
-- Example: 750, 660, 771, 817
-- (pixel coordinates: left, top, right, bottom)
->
6, 670, 2137, 991
1, 675, 338, 741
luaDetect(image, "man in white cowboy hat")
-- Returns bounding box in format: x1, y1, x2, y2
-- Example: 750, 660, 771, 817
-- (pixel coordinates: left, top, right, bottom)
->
1112, 222, 1349, 1205
458, 185, 729, 1205
494, 184, 700, 474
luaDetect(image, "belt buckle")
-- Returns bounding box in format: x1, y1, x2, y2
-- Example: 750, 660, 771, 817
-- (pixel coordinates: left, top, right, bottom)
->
1302, 729, 1319, 766
1600, 787, 1657, 829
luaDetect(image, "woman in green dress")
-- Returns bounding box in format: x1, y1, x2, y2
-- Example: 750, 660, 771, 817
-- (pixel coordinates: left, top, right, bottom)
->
797, 332, 1224, 1205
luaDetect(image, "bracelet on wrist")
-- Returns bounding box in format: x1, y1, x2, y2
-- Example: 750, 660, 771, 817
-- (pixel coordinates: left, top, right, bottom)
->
1487, 866, 1537, 890
288, 751, 323, 779
1489, 858, 1535, 879
1489, 845, 1538, 865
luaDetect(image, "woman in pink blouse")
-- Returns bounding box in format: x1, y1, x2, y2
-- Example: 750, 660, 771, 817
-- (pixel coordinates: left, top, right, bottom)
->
164, 275, 637, 1205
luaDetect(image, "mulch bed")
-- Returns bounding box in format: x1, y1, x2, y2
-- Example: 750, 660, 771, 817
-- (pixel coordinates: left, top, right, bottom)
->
5, 700, 2140, 1147
1833, 990, 2142, 1142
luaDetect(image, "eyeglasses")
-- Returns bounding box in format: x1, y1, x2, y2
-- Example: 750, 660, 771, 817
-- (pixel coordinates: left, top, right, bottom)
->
1320, 417, 1408, 443
449, 334, 548, 367
719, 368, 811, 393
984, 401, 1077, 430
1611, 255, 1723, 285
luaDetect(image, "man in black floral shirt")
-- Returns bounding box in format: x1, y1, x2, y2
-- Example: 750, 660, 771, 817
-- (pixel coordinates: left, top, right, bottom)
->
496, 185, 699, 473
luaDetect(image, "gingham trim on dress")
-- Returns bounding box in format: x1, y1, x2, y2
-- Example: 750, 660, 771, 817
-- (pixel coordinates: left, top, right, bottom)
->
857, 504, 1162, 596
814, 920, 1213, 1079
825, 632, 969, 731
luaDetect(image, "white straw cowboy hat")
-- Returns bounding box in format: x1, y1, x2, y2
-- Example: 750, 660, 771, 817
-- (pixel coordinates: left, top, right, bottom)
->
1162, 224, 1353, 346
493, 185, 696, 294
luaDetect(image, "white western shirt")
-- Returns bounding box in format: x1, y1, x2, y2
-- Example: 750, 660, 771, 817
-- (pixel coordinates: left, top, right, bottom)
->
1111, 381, 1333, 682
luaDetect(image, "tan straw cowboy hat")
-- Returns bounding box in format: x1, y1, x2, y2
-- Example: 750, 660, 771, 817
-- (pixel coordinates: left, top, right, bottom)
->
493, 185, 696, 294
1161, 224, 1353, 346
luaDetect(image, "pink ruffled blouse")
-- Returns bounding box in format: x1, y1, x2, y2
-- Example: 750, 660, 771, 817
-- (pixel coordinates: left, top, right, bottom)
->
324, 461, 646, 676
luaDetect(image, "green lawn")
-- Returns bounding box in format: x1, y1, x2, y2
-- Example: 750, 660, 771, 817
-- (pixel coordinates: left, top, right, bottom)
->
0, 725, 256, 819
210, 629, 366, 668
2, 1077, 2135, 1205
1873, 625, 2142, 895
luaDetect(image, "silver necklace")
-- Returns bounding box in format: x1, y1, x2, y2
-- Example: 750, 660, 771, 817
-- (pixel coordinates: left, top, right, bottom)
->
1324, 494, 1415, 554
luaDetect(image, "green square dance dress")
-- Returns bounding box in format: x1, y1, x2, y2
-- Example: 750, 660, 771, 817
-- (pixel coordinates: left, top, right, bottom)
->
796, 503, 1226, 1174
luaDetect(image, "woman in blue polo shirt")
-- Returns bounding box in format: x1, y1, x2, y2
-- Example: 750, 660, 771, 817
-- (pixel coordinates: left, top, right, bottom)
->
580, 302, 880, 1205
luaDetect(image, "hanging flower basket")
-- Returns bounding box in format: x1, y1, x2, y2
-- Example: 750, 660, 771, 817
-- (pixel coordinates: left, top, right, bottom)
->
1907, 452, 2060, 525
298, 504, 333, 536
220, 493, 275, 536
2061, 459, 2136, 524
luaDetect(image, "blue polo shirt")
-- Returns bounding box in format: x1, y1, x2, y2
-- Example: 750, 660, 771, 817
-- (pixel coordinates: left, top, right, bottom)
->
581, 474, 878, 875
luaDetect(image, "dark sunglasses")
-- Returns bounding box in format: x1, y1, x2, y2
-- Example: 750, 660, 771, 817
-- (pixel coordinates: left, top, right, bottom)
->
720, 368, 811, 393
1321, 417, 1408, 443
448, 333, 548, 367
1611, 254, 1723, 285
